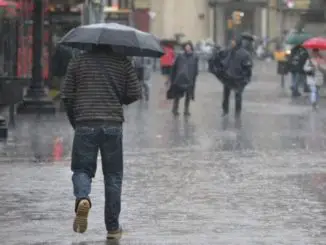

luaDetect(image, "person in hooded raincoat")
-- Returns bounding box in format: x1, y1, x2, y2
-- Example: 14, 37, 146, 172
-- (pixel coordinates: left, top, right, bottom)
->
221, 37, 253, 117
168, 41, 198, 116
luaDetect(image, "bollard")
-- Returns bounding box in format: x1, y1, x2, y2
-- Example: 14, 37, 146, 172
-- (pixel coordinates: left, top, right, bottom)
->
8, 104, 15, 127
53, 136, 63, 161
0, 115, 8, 139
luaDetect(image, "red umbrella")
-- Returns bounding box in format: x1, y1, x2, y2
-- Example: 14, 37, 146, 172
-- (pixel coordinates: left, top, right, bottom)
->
0, 0, 17, 7
302, 37, 326, 50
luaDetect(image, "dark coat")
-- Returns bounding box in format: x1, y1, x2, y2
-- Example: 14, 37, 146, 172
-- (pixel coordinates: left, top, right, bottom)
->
171, 53, 198, 85
209, 48, 229, 76
222, 43, 253, 87
168, 52, 199, 99
288, 46, 309, 74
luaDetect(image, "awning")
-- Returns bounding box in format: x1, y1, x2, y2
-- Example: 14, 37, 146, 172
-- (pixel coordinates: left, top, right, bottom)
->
49, 0, 84, 4
0, 0, 19, 8
208, 0, 268, 8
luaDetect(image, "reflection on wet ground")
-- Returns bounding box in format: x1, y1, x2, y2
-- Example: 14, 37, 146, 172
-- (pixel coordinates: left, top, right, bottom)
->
2, 64, 326, 244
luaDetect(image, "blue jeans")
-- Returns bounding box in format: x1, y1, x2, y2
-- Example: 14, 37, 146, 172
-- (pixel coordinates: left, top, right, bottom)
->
291, 73, 308, 94
71, 124, 123, 232
310, 85, 320, 104
291, 72, 301, 93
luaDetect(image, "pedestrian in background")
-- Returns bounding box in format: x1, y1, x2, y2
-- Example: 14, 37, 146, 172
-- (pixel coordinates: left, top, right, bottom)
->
134, 56, 152, 101
61, 44, 141, 240
160, 44, 175, 85
303, 48, 326, 109
221, 37, 252, 117
169, 41, 198, 116
288, 45, 310, 97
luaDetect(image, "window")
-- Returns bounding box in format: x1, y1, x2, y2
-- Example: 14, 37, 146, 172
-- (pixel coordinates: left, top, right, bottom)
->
107, 0, 129, 8
119, 0, 129, 9
302, 11, 325, 22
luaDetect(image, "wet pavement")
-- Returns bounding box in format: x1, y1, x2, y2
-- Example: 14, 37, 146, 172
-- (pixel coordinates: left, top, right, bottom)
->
2, 61, 326, 244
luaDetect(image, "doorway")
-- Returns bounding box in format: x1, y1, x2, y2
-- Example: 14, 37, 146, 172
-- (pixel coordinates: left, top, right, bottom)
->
224, 8, 255, 45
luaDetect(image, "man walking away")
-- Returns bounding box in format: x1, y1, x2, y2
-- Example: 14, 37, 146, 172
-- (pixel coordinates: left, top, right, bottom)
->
221, 38, 252, 117
61, 44, 141, 240
170, 42, 198, 116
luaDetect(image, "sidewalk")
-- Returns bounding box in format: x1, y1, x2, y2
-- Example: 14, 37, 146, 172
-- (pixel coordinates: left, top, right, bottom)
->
1, 64, 326, 244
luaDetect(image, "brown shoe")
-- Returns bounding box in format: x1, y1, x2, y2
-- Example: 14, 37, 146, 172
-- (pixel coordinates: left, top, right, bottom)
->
73, 199, 91, 233
107, 227, 123, 240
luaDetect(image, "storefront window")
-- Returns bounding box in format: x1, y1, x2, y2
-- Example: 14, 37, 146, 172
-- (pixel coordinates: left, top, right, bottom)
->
17, 0, 50, 79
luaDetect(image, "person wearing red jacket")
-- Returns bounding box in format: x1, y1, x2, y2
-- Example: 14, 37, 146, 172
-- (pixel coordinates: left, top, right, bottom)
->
160, 45, 175, 76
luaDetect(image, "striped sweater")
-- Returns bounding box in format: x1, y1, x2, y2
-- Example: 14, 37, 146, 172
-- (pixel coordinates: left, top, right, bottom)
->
61, 51, 141, 124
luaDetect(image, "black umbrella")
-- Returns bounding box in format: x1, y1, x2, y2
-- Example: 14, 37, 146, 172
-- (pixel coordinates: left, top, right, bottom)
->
59, 23, 164, 58
241, 32, 255, 42
209, 50, 249, 90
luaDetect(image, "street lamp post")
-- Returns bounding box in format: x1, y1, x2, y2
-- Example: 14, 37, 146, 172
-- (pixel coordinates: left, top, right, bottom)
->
17, 0, 55, 114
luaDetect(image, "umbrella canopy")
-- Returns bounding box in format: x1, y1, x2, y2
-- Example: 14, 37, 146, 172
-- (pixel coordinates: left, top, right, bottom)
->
241, 32, 255, 41
302, 37, 326, 50
59, 23, 164, 58
0, 0, 17, 7
286, 32, 314, 45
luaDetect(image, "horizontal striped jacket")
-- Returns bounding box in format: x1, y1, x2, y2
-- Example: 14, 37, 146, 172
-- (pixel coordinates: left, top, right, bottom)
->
61, 51, 141, 124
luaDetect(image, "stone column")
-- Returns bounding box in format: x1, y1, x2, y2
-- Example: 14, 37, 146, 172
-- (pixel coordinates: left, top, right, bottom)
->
215, 6, 225, 46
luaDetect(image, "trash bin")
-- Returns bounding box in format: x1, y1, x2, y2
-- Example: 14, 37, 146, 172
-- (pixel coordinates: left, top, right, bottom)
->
0, 78, 25, 105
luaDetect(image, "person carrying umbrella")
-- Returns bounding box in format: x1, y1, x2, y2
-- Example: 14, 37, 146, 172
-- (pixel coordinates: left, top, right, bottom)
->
303, 48, 326, 109
286, 31, 314, 96
60, 23, 163, 240
302, 37, 326, 109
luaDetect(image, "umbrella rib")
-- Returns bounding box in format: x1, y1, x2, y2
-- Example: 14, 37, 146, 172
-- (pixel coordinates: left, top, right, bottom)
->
134, 31, 143, 54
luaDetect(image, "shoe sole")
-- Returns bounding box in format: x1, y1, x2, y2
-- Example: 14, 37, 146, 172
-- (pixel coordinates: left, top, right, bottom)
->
73, 200, 90, 233
107, 229, 123, 240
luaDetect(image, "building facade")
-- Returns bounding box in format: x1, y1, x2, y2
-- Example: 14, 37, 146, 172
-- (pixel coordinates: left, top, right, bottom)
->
275, 0, 326, 35
149, 0, 325, 46
149, 0, 211, 43
208, 0, 326, 46
208, 0, 271, 45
